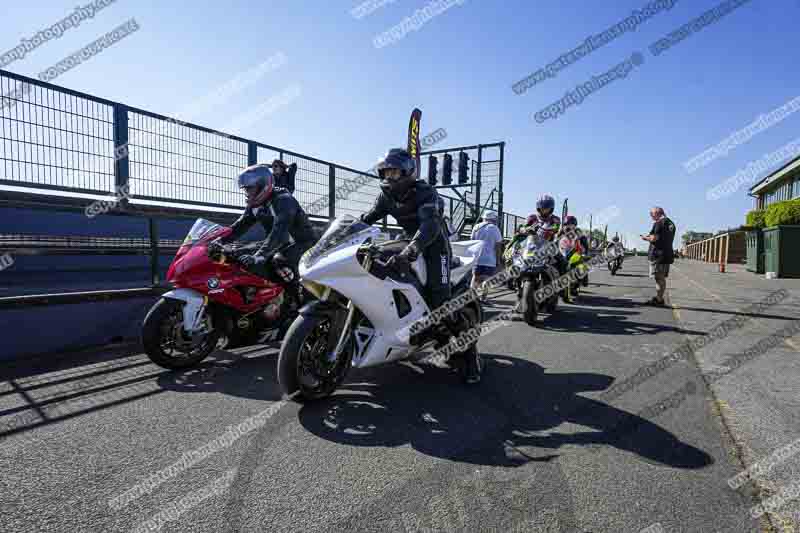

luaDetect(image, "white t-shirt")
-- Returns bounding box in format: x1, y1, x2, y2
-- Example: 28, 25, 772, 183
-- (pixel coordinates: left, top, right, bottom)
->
471, 222, 503, 267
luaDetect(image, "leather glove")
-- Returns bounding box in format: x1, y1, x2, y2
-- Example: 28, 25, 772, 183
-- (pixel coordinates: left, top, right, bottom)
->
239, 254, 267, 268
387, 253, 410, 271
387, 243, 418, 270
401, 243, 419, 262
207, 239, 224, 257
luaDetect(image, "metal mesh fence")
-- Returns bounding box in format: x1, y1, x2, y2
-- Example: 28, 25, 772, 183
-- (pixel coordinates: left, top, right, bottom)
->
1, 69, 517, 231
480, 159, 501, 212
502, 212, 527, 238
330, 166, 383, 220
128, 112, 247, 207
0, 75, 115, 194
281, 151, 330, 217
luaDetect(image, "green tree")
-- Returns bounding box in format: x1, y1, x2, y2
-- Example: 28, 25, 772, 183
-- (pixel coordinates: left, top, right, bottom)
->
682, 231, 713, 244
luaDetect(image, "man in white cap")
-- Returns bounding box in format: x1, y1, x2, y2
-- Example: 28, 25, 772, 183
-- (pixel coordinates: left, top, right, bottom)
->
471, 211, 504, 303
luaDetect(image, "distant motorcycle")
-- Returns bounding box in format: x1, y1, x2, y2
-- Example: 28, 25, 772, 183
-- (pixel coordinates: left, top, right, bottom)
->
559, 236, 588, 302
503, 238, 524, 291
606, 246, 624, 275
142, 219, 301, 370
512, 230, 560, 326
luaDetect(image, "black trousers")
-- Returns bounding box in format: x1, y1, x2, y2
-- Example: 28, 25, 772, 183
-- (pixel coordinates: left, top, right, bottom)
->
376, 236, 452, 309
424, 234, 452, 310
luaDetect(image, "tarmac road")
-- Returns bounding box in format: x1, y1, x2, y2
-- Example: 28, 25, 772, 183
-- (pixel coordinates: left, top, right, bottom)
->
0, 257, 768, 532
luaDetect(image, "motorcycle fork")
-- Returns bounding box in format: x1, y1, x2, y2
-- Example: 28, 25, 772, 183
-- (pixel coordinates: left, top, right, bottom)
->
518, 274, 535, 313
325, 301, 356, 363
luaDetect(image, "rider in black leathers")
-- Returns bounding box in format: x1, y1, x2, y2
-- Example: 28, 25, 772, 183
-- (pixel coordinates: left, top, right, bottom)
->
212, 163, 317, 308
360, 148, 482, 384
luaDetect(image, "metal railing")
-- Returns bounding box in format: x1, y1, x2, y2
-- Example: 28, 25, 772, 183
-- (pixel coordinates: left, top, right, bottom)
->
1, 68, 524, 231
0, 69, 526, 308
0, 69, 394, 224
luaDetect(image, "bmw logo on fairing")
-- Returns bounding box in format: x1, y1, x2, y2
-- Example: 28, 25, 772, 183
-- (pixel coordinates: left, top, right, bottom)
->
207, 277, 220, 289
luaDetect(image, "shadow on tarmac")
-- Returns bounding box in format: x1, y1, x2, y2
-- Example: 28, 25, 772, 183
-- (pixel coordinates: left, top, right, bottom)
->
155, 346, 283, 400
481, 293, 707, 337
296, 355, 713, 471
0, 344, 284, 438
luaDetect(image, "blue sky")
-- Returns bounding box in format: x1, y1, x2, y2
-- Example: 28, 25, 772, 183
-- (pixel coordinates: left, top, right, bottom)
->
1, 0, 797, 248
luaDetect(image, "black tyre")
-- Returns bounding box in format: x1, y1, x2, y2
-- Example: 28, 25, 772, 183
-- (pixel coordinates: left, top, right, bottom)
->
449, 305, 483, 383
543, 272, 559, 313
522, 280, 539, 326
277, 314, 352, 402
142, 298, 220, 370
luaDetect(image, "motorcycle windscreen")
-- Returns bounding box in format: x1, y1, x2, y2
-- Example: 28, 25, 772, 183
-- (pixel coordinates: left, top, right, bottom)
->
301, 214, 376, 268
183, 219, 224, 245
522, 235, 550, 266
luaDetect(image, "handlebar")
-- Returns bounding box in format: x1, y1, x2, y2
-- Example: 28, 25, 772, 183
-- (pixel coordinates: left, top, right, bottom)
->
362, 244, 391, 269
359, 243, 412, 274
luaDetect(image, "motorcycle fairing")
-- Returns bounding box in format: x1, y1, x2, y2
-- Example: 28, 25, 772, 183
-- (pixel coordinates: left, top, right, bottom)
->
300, 234, 483, 370
162, 288, 206, 334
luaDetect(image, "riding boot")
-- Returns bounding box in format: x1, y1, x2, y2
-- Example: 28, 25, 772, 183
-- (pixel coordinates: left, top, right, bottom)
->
462, 344, 482, 384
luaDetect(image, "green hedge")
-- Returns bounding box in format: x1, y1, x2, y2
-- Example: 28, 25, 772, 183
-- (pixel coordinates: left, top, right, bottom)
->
764, 198, 800, 227
746, 209, 766, 228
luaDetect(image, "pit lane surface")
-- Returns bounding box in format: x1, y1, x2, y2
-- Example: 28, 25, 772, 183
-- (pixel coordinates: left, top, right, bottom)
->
0, 257, 759, 532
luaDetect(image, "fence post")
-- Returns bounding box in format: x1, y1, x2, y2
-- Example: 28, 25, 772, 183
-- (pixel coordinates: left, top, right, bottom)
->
148, 218, 160, 285
248, 142, 258, 166
329, 165, 336, 220
113, 104, 130, 205
475, 145, 483, 222
498, 142, 504, 234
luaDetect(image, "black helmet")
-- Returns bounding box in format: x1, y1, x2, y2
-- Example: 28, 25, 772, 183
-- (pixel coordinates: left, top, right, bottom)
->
376, 148, 416, 199
237, 164, 274, 208
612, 236, 620, 242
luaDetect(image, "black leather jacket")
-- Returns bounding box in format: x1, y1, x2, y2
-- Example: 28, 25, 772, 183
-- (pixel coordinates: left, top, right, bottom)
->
360, 180, 445, 251
275, 163, 297, 194
223, 188, 316, 256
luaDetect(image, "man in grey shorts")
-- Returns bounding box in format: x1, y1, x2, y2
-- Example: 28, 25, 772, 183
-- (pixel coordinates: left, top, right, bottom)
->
641, 207, 676, 306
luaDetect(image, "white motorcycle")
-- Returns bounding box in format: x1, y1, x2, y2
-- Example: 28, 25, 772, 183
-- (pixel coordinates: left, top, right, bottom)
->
277, 215, 484, 401
606, 245, 624, 275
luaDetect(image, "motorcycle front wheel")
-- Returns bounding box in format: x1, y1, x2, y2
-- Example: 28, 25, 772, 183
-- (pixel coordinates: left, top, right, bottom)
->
277, 314, 353, 402
542, 271, 559, 313
142, 298, 220, 370
521, 279, 539, 326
